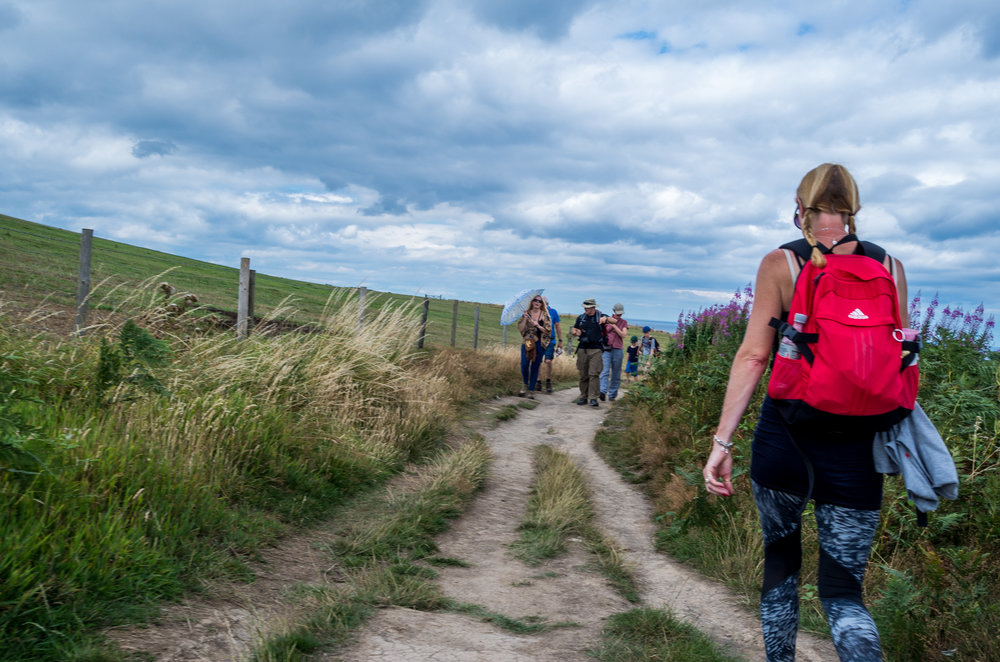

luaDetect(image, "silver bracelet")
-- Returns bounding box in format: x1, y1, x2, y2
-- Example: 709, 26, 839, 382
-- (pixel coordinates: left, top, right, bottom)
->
713, 434, 733, 454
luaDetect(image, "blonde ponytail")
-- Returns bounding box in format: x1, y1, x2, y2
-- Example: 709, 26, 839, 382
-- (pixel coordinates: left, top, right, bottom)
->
800, 209, 828, 268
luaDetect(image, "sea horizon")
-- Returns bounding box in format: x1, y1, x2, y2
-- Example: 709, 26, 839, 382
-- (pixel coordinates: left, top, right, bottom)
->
624, 318, 677, 334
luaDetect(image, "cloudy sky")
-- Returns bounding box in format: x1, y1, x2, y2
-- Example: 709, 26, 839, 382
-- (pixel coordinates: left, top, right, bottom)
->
2, 0, 998, 328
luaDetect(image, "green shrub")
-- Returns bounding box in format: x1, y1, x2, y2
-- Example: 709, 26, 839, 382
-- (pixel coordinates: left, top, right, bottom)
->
94, 319, 172, 402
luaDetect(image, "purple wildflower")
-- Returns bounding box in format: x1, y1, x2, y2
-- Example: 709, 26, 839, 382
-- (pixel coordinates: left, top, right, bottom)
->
908, 292, 921, 326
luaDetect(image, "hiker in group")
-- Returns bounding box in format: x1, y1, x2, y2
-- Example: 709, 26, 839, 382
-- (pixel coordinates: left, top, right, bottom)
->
624, 335, 640, 382
599, 302, 629, 401
639, 326, 660, 373
539, 296, 563, 394
516, 295, 551, 399
703, 163, 910, 662
570, 298, 606, 407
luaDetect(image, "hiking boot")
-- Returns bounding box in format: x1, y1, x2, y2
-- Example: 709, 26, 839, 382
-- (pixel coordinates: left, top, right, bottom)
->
519, 385, 527, 397
526, 392, 534, 400
575, 397, 588, 405
589, 399, 599, 407
545, 380, 552, 393
599, 392, 606, 401
609, 395, 616, 401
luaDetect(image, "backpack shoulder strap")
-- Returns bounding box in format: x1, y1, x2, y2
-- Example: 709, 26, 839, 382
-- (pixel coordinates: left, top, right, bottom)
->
779, 238, 812, 264
857, 240, 886, 264
855, 239, 897, 279
785, 236, 894, 277
779, 238, 813, 286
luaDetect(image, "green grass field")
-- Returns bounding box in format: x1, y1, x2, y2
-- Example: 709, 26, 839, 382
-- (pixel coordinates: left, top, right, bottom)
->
0, 212, 509, 349
1, 212, 673, 352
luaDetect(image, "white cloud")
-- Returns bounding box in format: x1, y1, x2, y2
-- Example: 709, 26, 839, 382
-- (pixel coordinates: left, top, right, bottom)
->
1, 0, 999, 327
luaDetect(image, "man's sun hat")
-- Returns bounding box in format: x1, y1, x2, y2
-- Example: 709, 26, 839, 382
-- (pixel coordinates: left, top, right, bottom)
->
582, 298, 597, 307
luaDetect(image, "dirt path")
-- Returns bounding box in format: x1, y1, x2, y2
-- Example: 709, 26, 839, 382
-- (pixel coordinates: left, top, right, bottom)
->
109, 390, 840, 661
329, 392, 839, 662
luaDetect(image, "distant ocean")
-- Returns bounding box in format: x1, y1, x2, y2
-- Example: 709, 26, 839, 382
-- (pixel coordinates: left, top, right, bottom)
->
624, 318, 677, 334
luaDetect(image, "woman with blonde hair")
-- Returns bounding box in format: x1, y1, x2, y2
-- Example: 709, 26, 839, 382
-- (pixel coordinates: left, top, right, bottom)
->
517, 295, 551, 398
703, 164, 908, 661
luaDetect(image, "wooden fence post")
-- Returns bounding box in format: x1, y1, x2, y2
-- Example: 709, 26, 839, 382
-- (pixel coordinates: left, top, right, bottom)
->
248, 269, 256, 333
473, 305, 480, 350
451, 300, 458, 347
237, 258, 251, 339
73, 228, 93, 336
418, 298, 429, 348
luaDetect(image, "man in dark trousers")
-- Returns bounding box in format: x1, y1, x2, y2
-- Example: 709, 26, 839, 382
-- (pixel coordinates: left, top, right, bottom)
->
570, 298, 607, 407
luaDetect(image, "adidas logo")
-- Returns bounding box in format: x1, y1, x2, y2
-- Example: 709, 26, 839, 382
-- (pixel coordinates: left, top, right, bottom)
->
848, 308, 869, 320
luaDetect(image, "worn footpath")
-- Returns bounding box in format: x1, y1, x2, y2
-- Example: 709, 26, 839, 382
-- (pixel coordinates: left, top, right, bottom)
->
110, 390, 839, 662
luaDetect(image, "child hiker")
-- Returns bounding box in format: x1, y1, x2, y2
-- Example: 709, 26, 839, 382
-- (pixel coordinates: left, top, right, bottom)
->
625, 335, 640, 382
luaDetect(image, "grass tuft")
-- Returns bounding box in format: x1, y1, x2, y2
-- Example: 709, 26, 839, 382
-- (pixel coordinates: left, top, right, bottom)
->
510, 445, 641, 602
590, 607, 748, 661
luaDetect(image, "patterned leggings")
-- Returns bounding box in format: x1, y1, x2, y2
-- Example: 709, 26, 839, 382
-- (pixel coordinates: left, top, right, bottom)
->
753, 481, 882, 662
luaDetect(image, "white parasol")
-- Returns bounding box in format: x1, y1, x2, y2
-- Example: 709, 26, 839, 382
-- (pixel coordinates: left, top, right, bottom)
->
500, 288, 544, 326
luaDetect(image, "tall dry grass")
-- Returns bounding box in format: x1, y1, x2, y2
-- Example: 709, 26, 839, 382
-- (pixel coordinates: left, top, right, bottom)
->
0, 286, 504, 661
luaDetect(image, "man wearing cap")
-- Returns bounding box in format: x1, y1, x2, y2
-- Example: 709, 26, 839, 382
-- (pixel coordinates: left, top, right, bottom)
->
570, 298, 607, 407
599, 303, 629, 401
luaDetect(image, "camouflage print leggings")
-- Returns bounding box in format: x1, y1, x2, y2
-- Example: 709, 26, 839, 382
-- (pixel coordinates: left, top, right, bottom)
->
752, 481, 882, 662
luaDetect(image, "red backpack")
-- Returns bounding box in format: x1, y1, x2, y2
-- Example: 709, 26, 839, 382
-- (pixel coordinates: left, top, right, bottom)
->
767, 236, 919, 432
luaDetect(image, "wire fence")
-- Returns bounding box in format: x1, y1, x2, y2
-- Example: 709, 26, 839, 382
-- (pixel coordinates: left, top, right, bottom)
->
0, 221, 515, 349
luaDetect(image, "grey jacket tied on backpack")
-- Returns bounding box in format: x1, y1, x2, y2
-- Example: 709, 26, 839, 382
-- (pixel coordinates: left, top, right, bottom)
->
873, 402, 959, 514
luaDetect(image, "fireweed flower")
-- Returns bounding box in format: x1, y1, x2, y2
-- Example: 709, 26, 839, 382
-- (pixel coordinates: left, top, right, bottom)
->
915, 300, 996, 354
672, 284, 753, 347
908, 292, 921, 325
920, 293, 940, 335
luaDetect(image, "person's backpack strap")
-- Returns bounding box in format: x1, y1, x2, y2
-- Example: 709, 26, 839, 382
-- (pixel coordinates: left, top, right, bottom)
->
768, 316, 818, 363
855, 239, 899, 281
779, 238, 813, 265
856, 239, 886, 262
783, 236, 893, 275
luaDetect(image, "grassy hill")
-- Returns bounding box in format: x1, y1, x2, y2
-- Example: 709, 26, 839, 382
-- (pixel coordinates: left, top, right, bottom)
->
0, 213, 508, 348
